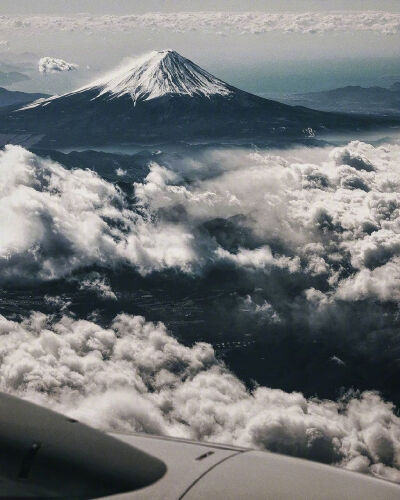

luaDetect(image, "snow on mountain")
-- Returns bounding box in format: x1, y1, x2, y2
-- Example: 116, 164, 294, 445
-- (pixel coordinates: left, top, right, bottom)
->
94, 49, 233, 102
22, 50, 232, 110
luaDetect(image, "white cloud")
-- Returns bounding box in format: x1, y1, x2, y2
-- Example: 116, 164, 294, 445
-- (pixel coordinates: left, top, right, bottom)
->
4, 139, 400, 308
38, 56, 78, 74
216, 246, 301, 273
0, 145, 195, 281
0, 12, 399, 36
240, 295, 281, 323
133, 139, 400, 305
335, 258, 400, 302
79, 272, 117, 300
115, 168, 127, 177
0, 311, 399, 482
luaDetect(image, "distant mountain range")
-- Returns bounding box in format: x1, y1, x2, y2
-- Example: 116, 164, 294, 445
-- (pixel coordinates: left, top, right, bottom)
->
0, 50, 398, 148
0, 71, 30, 86
278, 82, 400, 116
0, 87, 49, 108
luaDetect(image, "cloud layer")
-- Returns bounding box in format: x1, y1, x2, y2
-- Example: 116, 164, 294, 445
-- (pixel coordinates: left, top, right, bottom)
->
3, 140, 400, 307
1, 11, 399, 36
0, 145, 203, 282
38, 56, 78, 74
2, 141, 400, 481
1, 311, 399, 482
2, 142, 400, 432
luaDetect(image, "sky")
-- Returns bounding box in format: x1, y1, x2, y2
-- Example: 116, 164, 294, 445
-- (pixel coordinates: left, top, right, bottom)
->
0, 0, 399, 95
2, 0, 400, 14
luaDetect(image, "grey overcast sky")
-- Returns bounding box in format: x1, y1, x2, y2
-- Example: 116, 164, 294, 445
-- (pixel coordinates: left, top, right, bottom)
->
1, 1, 399, 96
1, 0, 400, 14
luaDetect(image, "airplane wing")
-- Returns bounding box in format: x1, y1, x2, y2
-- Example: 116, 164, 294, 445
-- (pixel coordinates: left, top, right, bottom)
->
0, 393, 398, 499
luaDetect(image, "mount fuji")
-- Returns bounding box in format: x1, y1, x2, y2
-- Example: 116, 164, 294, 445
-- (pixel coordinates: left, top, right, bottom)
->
0, 50, 393, 147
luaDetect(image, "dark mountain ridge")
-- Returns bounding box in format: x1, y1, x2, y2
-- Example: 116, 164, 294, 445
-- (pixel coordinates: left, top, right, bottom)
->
278, 82, 400, 116
0, 87, 49, 108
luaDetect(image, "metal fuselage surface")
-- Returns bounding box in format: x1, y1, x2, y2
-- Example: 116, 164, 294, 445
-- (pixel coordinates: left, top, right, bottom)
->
0, 393, 398, 499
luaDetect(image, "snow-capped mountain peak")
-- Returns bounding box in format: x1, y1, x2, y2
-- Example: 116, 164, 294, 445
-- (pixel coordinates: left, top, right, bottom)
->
91, 49, 233, 103
18, 50, 233, 111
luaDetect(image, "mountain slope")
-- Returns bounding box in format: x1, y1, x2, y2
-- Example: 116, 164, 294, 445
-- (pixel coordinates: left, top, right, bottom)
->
277, 83, 400, 116
0, 50, 396, 148
0, 87, 49, 108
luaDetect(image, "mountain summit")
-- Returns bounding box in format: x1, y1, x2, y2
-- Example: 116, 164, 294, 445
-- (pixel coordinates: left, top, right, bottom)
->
90, 50, 233, 103
23, 50, 233, 112
1, 49, 390, 147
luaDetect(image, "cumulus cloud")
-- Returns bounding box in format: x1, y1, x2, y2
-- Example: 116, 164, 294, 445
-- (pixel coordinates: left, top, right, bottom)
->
3, 139, 400, 403
2, 141, 400, 482
0, 12, 399, 36
79, 272, 117, 300
216, 246, 301, 273
3, 139, 400, 310
331, 142, 376, 172
0, 311, 399, 482
38, 56, 78, 74
0, 145, 197, 282
0, 145, 127, 282
132, 139, 400, 305
240, 295, 281, 323
115, 167, 127, 177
